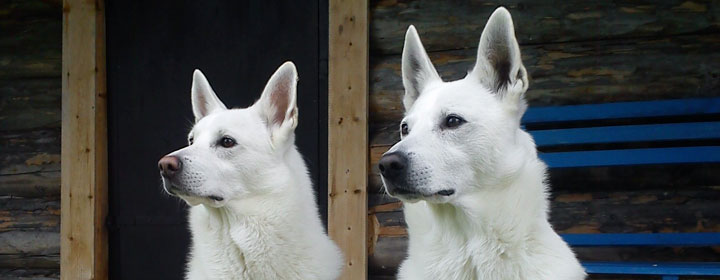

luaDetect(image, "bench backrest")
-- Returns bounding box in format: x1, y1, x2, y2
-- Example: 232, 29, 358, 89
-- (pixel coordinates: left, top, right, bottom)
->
522, 97, 720, 168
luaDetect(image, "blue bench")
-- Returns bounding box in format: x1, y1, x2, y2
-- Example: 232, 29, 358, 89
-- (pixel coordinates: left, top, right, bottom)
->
521, 97, 720, 279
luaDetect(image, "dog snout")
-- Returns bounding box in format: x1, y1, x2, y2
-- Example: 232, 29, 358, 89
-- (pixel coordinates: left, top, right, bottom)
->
378, 152, 407, 181
158, 155, 182, 178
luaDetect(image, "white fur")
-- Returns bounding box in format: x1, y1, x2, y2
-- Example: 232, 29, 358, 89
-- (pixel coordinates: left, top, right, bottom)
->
383, 8, 586, 280
161, 62, 343, 279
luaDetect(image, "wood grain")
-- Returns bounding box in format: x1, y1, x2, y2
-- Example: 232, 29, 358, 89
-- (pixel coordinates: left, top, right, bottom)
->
370, 0, 720, 54
60, 0, 107, 279
328, 0, 369, 279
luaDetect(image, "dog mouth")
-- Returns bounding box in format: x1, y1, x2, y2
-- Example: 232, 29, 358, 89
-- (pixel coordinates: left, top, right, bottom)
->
386, 183, 455, 199
165, 184, 224, 202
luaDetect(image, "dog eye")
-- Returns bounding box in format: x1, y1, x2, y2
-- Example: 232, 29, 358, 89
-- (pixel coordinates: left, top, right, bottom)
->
400, 123, 409, 136
188, 137, 194, 145
444, 115, 466, 128
219, 136, 236, 148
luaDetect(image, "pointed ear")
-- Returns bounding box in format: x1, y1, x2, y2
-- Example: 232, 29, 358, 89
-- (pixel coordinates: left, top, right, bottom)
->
256, 61, 298, 147
472, 7, 528, 107
402, 25, 441, 110
191, 69, 227, 122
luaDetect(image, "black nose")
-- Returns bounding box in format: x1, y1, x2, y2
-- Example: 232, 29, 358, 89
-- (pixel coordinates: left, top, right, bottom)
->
378, 152, 407, 180
158, 155, 182, 178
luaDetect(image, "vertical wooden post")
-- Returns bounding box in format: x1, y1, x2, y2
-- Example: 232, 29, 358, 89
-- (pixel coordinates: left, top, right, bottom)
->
328, 0, 368, 279
61, 0, 108, 279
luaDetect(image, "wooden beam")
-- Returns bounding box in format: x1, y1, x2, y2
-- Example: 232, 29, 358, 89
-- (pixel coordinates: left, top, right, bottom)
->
61, 0, 107, 279
328, 0, 368, 279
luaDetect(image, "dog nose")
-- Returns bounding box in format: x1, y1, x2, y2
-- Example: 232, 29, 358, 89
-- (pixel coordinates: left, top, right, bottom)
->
158, 156, 182, 177
378, 152, 407, 180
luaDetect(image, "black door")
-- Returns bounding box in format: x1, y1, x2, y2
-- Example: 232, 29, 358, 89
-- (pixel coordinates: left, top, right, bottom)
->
106, 1, 327, 278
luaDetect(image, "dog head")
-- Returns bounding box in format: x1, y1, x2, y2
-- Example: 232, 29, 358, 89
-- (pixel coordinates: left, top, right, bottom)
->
379, 8, 532, 203
158, 62, 299, 207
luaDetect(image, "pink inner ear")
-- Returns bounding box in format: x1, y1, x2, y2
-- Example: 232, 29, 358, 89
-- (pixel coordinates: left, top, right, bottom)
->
270, 74, 292, 125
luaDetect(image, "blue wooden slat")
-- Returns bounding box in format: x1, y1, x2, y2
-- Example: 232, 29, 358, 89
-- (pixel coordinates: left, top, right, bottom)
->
582, 261, 720, 276
562, 233, 720, 247
523, 97, 720, 125
530, 122, 720, 147
540, 146, 720, 168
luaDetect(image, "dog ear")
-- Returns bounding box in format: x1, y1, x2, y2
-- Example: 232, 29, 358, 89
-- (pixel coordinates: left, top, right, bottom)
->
256, 61, 299, 148
191, 70, 227, 122
472, 7, 528, 113
402, 25, 441, 111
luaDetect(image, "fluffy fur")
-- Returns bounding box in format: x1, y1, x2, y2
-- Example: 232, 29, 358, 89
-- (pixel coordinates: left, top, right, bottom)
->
380, 8, 586, 280
160, 62, 343, 279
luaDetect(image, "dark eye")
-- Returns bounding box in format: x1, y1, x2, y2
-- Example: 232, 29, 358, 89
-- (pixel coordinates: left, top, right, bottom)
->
188, 137, 194, 145
219, 136, 236, 148
445, 115, 466, 128
400, 123, 409, 136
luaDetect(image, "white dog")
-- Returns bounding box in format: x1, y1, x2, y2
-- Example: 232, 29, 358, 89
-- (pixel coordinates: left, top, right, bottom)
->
158, 62, 343, 279
378, 8, 586, 280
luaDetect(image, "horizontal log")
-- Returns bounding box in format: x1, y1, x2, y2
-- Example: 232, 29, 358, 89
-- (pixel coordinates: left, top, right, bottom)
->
370, 0, 720, 54
0, 128, 61, 181
369, 34, 720, 124
368, 187, 720, 275
0, 255, 59, 269
0, 197, 60, 232
0, 232, 59, 255
0, 79, 61, 131
0, 0, 61, 80
0, 268, 59, 279
0, 172, 60, 198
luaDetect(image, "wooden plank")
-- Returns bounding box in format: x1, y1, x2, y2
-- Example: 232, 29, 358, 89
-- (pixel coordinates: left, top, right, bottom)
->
532, 122, 720, 147
369, 34, 720, 124
582, 261, 720, 276
328, 0, 368, 278
523, 97, 720, 125
370, 0, 720, 54
60, 0, 107, 279
0, 79, 62, 131
540, 146, 720, 168
563, 233, 720, 247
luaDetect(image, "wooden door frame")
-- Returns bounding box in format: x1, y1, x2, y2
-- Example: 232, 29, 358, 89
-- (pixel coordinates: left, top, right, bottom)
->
61, 0, 108, 279
328, 0, 369, 279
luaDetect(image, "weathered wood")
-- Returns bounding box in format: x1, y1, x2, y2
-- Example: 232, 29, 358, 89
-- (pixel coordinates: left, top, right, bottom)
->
0, 268, 60, 279
368, 187, 720, 275
328, 0, 369, 279
370, 0, 720, 54
0, 1, 62, 80
0, 79, 62, 131
0, 197, 60, 232
0, 129, 61, 197
60, 0, 107, 278
370, 34, 720, 123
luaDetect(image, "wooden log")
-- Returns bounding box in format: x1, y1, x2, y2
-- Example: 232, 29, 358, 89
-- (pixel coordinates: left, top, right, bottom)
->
0, 1, 61, 80
0, 268, 59, 279
0, 79, 62, 131
368, 187, 720, 275
0, 197, 60, 232
0, 172, 60, 198
0, 129, 61, 197
369, 34, 720, 124
370, 0, 720, 54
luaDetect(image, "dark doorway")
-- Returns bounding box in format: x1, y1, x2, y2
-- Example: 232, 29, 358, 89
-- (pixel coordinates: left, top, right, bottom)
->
105, 1, 328, 278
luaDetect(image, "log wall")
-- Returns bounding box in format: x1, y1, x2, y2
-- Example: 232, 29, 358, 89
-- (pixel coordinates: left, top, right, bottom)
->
368, 0, 720, 279
0, 0, 62, 278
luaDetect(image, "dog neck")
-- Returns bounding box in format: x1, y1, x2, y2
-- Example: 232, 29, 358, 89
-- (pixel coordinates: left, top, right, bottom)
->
423, 154, 551, 254
186, 146, 327, 278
